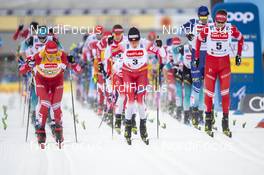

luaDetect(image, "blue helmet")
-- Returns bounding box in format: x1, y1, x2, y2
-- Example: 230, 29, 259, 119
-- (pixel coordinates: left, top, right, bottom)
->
197, 6, 209, 16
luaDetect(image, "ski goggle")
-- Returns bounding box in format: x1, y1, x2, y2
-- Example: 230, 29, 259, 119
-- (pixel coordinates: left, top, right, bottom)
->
215, 14, 227, 23
199, 15, 208, 20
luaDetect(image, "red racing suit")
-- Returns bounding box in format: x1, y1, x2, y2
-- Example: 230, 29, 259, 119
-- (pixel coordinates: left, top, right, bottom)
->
196, 22, 244, 114
19, 49, 81, 127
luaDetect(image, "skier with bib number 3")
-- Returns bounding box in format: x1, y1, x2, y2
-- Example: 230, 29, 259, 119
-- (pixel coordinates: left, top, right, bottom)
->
122, 27, 166, 145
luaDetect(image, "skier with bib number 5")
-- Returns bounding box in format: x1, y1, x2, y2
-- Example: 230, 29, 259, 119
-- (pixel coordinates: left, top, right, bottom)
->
195, 9, 244, 137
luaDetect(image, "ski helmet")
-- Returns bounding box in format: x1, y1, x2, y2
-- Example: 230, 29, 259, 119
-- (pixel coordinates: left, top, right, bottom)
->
128, 27, 140, 41
171, 37, 181, 45
112, 24, 124, 34
147, 31, 157, 41
215, 9, 228, 23
197, 6, 209, 16
37, 25, 48, 41
45, 40, 58, 54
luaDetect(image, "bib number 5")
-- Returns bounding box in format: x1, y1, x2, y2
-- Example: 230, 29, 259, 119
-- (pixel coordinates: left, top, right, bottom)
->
216, 42, 222, 50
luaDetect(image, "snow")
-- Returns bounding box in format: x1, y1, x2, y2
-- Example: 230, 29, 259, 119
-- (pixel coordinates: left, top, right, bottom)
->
0, 92, 264, 175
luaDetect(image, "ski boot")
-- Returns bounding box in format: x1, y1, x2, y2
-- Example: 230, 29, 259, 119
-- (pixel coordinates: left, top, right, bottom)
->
121, 111, 125, 125
198, 110, 204, 125
124, 119, 132, 145
49, 119, 56, 136
191, 107, 201, 130
205, 112, 214, 137
54, 124, 64, 148
222, 113, 232, 138
36, 127, 46, 149
183, 110, 191, 125
114, 114, 122, 134
175, 106, 183, 121
168, 101, 176, 116
140, 119, 149, 145
131, 114, 138, 135
106, 109, 114, 127
30, 110, 36, 125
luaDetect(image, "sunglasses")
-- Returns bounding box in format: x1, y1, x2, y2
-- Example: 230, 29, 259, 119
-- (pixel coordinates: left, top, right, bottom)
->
199, 16, 208, 20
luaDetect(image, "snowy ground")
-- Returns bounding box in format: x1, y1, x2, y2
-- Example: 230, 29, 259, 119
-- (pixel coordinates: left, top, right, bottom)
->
0, 92, 264, 175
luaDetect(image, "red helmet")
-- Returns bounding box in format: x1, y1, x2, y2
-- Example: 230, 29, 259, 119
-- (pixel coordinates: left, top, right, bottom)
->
112, 24, 124, 34
45, 40, 58, 54
147, 31, 157, 41
171, 37, 181, 45
215, 9, 228, 23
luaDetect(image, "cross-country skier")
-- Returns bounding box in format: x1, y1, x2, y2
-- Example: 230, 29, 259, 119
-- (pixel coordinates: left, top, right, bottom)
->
19, 40, 82, 146
181, 6, 212, 128
195, 9, 244, 137
122, 27, 166, 144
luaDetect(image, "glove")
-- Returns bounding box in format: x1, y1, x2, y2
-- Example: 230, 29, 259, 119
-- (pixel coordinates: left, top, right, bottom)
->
67, 55, 75, 64
177, 46, 184, 55
156, 39, 163, 47
235, 55, 241, 66
18, 24, 24, 31
159, 63, 164, 73
186, 33, 195, 41
108, 35, 114, 45
27, 58, 35, 68
17, 56, 25, 69
193, 58, 199, 68
98, 62, 104, 73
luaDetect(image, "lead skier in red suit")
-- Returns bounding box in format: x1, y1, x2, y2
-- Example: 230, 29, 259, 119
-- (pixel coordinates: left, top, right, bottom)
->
19, 40, 82, 145
195, 9, 244, 137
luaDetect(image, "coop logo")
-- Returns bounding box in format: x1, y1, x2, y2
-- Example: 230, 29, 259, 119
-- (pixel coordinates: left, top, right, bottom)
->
227, 12, 254, 24
249, 96, 264, 112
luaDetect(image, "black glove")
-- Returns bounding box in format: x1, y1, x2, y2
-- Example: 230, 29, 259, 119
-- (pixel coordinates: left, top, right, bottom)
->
186, 33, 195, 41
108, 35, 114, 45
18, 24, 24, 31
177, 46, 184, 55
67, 55, 75, 64
156, 39, 162, 47
235, 55, 241, 66
98, 62, 104, 73
193, 58, 199, 68
159, 63, 164, 73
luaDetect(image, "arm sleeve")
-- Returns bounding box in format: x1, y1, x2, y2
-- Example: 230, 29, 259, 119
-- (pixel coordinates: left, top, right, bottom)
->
195, 25, 208, 58
231, 25, 244, 56
62, 52, 82, 74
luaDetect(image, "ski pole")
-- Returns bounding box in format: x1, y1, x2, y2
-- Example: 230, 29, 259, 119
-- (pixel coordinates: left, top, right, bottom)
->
69, 70, 78, 143
25, 80, 32, 142
156, 69, 160, 139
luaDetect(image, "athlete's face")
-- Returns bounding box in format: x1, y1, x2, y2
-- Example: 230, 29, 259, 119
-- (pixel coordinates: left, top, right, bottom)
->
130, 40, 139, 48
113, 32, 123, 42
199, 15, 208, 25
215, 21, 226, 29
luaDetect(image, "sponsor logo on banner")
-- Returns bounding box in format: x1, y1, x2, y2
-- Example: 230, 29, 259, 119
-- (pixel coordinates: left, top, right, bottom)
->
227, 12, 254, 24
240, 94, 264, 113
